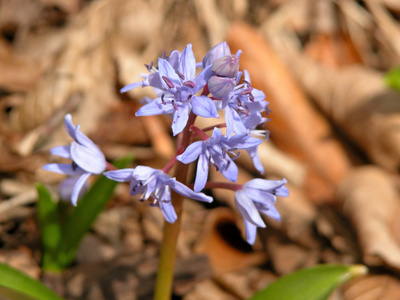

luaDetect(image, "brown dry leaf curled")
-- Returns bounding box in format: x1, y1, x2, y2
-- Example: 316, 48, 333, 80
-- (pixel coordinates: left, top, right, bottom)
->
281, 51, 400, 171
337, 166, 400, 271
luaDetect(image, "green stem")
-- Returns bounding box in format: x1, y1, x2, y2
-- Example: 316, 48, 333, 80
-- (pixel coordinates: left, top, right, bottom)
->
154, 113, 196, 300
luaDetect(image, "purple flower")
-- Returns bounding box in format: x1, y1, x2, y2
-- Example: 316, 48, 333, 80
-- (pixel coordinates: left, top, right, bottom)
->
121, 44, 218, 136
223, 70, 269, 137
104, 166, 213, 223
177, 128, 263, 192
202, 41, 232, 69
235, 178, 288, 244
42, 114, 106, 206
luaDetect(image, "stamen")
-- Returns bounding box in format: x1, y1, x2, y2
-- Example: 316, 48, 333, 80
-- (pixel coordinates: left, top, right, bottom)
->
249, 93, 254, 102
72, 161, 78, 171
225, 160, 231, 171
183, 80, 195, 88
171, 100, 178, 110
162, 76, 175, 88
187, 94, 193, 100
161, 94, 166, 105
243, 80, 251, 87
162, 50, 167, 60
175, 70, 185, 80
236, 97, 242, 107
144, 61, 154, 71
231, 151, 241, 160
241, 87, 253, 95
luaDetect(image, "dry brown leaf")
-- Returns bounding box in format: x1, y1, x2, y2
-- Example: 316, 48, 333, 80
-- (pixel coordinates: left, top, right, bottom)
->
279, 51, 400, 171
0, 38, 42, 92
342, 274, 400, 300
227, 22, 352, 202
337, 166, 400, 270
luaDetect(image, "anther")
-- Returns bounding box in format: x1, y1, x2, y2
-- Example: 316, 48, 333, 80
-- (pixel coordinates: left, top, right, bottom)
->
171, 100, 178, 110
175, 70, 185, 80
241, 87, 253, 95
161, 94, 166, 105
72, 161, 78, 171
183, 80, 195, 88
162, 76, 175, 88
249, 93, 254, 102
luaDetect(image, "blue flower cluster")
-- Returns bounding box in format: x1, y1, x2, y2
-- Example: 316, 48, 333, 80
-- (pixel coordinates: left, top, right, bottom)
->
43, 42, 288, 244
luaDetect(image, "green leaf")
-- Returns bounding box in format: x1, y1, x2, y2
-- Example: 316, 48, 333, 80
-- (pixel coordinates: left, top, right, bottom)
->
56, 155, 134, 268
384, 66, 400, 90
36, 183, 63, 271
249, 264, 367, 300
0, 263, 63, 300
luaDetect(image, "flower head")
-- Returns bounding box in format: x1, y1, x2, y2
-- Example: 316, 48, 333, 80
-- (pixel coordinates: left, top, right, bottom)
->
235, 178, 288, 244
121, 44, 218, 136
104, 166, 213, 223
42, 114, 106, 206
177, 128, 263, 192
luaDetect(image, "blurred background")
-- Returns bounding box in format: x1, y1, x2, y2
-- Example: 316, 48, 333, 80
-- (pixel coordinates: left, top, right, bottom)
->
1, 0, 400, 299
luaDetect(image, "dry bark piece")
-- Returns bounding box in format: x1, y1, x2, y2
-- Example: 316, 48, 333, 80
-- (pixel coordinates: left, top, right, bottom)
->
227, 22, 351, 200
337, 166, 400, 270
278, 49, 400, 172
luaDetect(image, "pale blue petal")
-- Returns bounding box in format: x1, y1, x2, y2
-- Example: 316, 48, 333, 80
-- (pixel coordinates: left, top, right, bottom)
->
235, 191, 266, 227
245, 188, 276, 206
104, 169, 135, 182
178, 44, 196, 80
59, 176, 89, 202
248, 148, 264, 174
245, 178, 287, 192
160, 200, 177, 223
177, 141, 203, 163
120, 81, 143, 93
257, 204, 281, 221
169, 179, 213, 203
158, 58, 181, 88
42, 163, 82, 176
219, 158, 238, 183
171, 104, 190, 136
70, 142, 106, 174
225, 107, 246, 137
191, 96, 219, 118
136, 98, 174, 116
64, 114, 77, 140
209, 127, 222, 144
168, 50, 180, 69
243, 219, 257, 245
74, 125, 102, 156
193, 65, 213, 93
71, 172, 91, 206
50, 145, 71, 159
133, 166, 157, 181
194, 154, 209, 192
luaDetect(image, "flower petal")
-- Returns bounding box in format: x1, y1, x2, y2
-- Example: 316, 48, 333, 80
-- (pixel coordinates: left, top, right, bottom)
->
120, 81, 143, 93
71, 172, 91, 206
160, 200, 177, 223
169, 179, 213, 203
136, 98, 175, 116
177, 141, 203, 163
225, 106, 246, 137
104, 169, 135, 182
158, 58, 181, 88
245, 178, 287, 193
178, 44, 196, 80
243, 218, 257, 245
42, 163, 82, 175
64, 114, 77, 140
50, 145, 71, 159
70, 142, 106, 174
256, 204, 281, 221
191, 96, 219, 118
193, 64, 213, 93
235, 190, 266, 227
194, 154, 209, 192
171, 104, 190, 136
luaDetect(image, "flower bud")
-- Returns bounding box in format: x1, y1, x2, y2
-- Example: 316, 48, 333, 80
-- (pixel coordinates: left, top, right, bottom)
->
208, 75, 236, 99
202, 41, 231, 68
211, 54, 240, 78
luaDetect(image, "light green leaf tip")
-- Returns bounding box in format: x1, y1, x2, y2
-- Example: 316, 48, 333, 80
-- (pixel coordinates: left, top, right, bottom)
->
0, 263, 63, 300
249, 264, 368, 300
384, 66, 400, 91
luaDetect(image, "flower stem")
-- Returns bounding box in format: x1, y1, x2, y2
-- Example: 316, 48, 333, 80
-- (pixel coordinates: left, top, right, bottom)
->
154, 113, 196, 300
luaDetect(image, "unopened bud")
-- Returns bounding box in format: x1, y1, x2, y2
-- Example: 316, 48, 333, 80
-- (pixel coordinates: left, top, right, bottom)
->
202, 41, 231, 68
208, 76, 236, 99
211, 55, 240, 78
